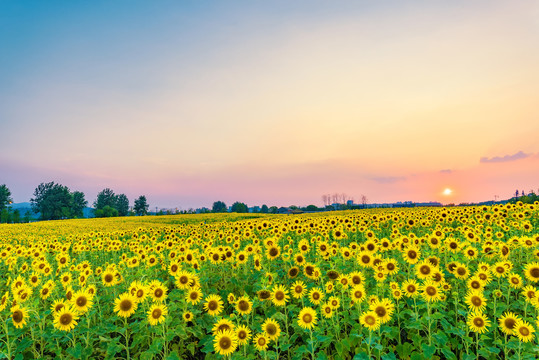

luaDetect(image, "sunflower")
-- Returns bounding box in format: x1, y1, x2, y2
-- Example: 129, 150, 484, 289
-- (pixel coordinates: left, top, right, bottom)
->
253, 333, 269, 352
514, 320, 535, 342
350, 285, 366, 304
114, 293, 138, 318
350, 271, 366, 286
415, 260, 434, 280
11, 305, 28, 329
149, 283, 168, 303
508, 273, 523, 289
204, 294, 224, 316
369, 298, 394, 324
186, 287, 203, 305
403, 246, 421, 265
383, 259, 399, 275
291, 281, 307, 299
101, 270, 117, 287
0, 292, 9, 311
51, 299, 67, 313
521, 285, 537, 303
147, 304, 168, 326
465, 290, 487, 312
182, 310, 193, 323
262, 318, 281, 341
213, 329, 238, 356
420, 280, 441, 303
357, 251, 373, 268
287, 266, 300, 278
235, 296, 253, 316
266, 245, 280, 260
309, 287, 324, 305
524, 262, 539, 283
71, 290, 93, 314
498, 312, 520, 336
454, 263, 469, 280
322, 303, 334, 318
271, 284, 289, 307
467, 311, 490, 334
236, 325, 251, 346
402, 279, 420, 298
467, 276, 484, 291
213, 318, 235, 335
175, 270, 194, 290
53, 305, 79, 332
337, 274, 351, 288
297, 307, 317, 330
360, 311, 380, 331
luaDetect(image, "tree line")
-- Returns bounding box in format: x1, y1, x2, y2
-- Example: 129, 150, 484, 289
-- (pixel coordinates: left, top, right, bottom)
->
0, 182, 150, 222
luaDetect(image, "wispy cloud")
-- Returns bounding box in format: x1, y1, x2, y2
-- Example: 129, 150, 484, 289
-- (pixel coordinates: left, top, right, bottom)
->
480, 151, 530, 164
440, 169, 452, 174
371, 176, 407, 184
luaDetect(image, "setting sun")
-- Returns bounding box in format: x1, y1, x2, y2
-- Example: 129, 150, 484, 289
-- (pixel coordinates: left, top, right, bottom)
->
443, 188, 453, 196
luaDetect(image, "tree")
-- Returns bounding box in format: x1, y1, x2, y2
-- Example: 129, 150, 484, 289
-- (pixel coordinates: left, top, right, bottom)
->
305, 205, 319, 212
261, 204, 269, 213
30, 182, 73, 220
269, 206, 278, 214
71, 191, 88, 218
115, 194, 129, 216
212, 201, 227, 213
94, 188, 117, 210
0, 184, 13, 211
134, 195, 149, 216
361, 195, 368, 207
12, 209, 20, 223
231, 202, 248, 213
94, 205, 118, 218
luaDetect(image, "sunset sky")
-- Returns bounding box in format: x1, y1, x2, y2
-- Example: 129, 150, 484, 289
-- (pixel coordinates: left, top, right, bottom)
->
1, 1, 538, 209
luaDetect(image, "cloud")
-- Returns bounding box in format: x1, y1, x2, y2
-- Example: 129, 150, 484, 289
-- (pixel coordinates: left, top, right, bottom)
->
480, 151, 530, 163
371, 176, 407, 184
440, 169, 452, 174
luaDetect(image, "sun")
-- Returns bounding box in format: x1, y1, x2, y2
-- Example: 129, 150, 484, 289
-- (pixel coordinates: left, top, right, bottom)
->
443, 188, 453, 196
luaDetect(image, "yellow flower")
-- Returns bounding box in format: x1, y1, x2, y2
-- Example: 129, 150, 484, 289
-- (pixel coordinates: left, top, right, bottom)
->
204, 294, 224, 316
11, 305, 28, 329
213, 329, 238, 357
114, 293, 138, 318
147, 304, 168, 326
297, 307, 317, 330
262, 318, 281, 341
53, 305, 79, 332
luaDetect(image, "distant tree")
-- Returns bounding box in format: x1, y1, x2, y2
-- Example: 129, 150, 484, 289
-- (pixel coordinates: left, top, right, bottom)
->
134, 195, 149, 216
115, 194, 129, 216
260, 204, 269, 213
30, 182, 73, 220
12, 209, 20, 223
212, 201, 227, 213
269, 206, 278, 214
23, 210, 32, 223
361, 195, 368, 207
0, 209, 10, 223
0, 184, 13, 211
231, 202, 248, 213
94, 188, 117, 210
71, 191, 88, 218
305, 205, 319, 212
94, 205, 118, 218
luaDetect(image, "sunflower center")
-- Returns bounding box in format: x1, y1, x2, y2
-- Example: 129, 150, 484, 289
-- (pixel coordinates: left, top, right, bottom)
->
154, 289, 163, 298
238, 330, 247, 340
426, 286, 436, 296
190, 292, 198, 300
171, 265, 178, 272
408, 251, 417, 259
208, 301, 218, 311
361, 255, 370, 264
120, 299, 132, 312
457, 268, 466, 276
505, 318, 516, 329
530, 268, 539, 278
473, 318, 484, 327
375, 306, 386, 317
313, 293, 320, 300
238, 300, 249, 311
365, 315, 376, 325
471, 296, 482, 306
76, 297, 87, 307
60, 313, 73, 325
219, 336, 231, 350
275, 291, 284, 301
407, 285, 416, 293
387, 263, 395, 271
104, 274, 114, 283
302, 313, 313, 323
12, 310, 23, 323
266, 324, 277, 335
519, 327, 530, 336
420, 266, 430, 275
152, 309, 162, 319
179, 276, 189, 284
258, 337, 266, 346
269, 248, 278, 257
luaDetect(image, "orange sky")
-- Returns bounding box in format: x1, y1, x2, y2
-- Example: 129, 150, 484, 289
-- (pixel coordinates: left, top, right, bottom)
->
1, 1, 538, 208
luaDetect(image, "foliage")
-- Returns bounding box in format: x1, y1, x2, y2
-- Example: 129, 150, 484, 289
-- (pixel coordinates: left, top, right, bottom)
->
71, 191, 88, 218
30, 182, 73, 220
116, 194, 130, 216
212, 201, 227, 213
0, 184, 13, 211
94, 188, 129, 217
134, 195, 149, 216
231, 201, 248, 213
0, 204, 539, 359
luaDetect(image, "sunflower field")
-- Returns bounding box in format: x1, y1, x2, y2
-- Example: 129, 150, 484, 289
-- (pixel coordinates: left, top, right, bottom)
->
1, 202, 539, 359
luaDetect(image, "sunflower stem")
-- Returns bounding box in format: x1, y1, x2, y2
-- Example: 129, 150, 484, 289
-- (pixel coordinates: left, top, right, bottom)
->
123, 316, 130, 360
309, 328, 315, 360
2, 318, 11, 360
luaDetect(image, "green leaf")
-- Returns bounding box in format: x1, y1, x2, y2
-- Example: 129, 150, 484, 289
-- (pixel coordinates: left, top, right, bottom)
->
382, 353, 397, 360
166, 352, 181, 360
440, 347, 457, 360
352, 353, 370, 360
396, 343, 413, 359
421, 343, 436, 358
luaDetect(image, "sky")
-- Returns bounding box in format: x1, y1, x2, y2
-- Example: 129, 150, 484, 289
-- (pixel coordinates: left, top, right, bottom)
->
1, 1, 538, 209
